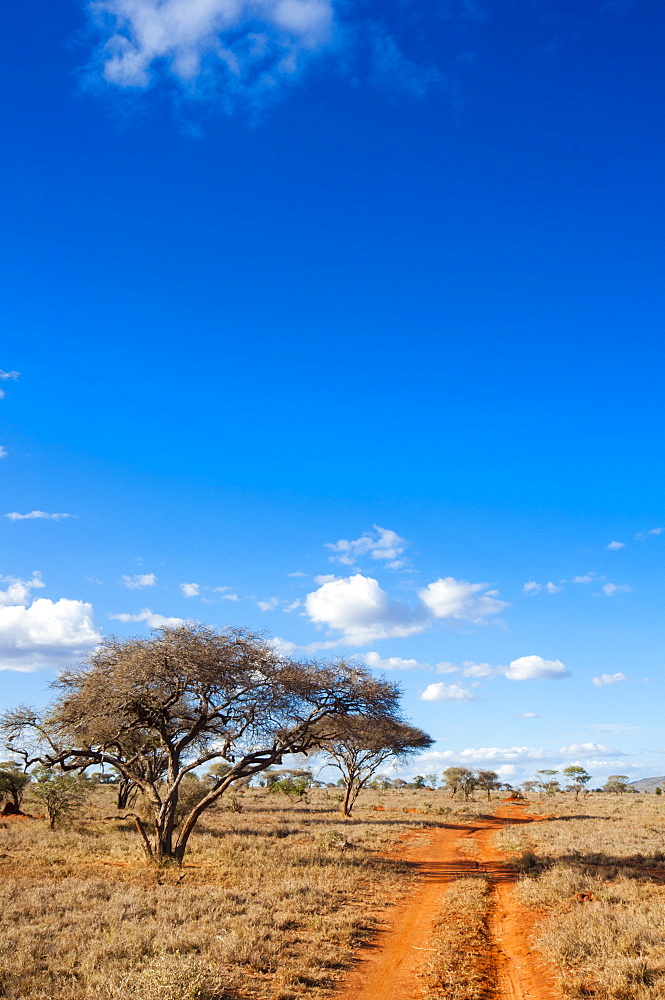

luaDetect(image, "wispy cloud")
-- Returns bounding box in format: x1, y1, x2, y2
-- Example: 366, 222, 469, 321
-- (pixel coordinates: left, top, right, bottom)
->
121, 573, 157, 589
109, 608, 185, 627
86, 0, 336, 109
606, 540, 625, 550
0, 447, 7, 459
5, 511, 75, 521
523, 580, 563, 594
599, 582, 631, 597
592, 672, 628, 687
325, 525, 407, 568
635, 527, 663, 541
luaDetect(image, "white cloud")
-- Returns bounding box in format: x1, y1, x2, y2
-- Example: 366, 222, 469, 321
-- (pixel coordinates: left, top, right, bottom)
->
271, 635, 339, 656
0, 598, 101, 672
0, 447, 7, 458
180, 582, 200, 597
325, 526, 407, 568
461, 661, 504, 678
435, 661, 459, 674
5, 511, 75, 521
288, 571, 308, 578
456, 746, 550, 762
600, 582, 631, 596
363, 651, 423, 671
558, 742, 620, 757
314, 574, 337, 584
573, 574, 597, 584
592, 672, 628, 687
0, 573, 45, 607
505, 655, 569, 681
635, 527, 663, 541
121, 573, 157, 589
420, 682, 477, 702
606, 541, 625, 550
257, 597, 281, 611
87, 0, 335, 107
523, 580, 563, 595
0, 371, 20, 380
109, 608, 185, 628
419, 577, 508, 624
305, 573, 424, 645
519, 712, 539, 718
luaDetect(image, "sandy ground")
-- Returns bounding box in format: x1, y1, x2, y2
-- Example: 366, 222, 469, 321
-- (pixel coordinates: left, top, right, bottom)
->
335, 802, 558, 1000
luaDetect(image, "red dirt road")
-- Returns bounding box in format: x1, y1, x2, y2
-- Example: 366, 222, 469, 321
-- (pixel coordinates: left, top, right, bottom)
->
335, 803, 558, 1000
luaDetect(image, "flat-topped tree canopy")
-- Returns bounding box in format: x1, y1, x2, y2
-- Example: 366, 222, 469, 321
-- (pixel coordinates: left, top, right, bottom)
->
316, 713, 434, 816
1, 623, 404, 862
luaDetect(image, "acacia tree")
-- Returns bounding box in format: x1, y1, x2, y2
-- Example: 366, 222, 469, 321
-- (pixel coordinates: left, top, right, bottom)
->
563, 765, 592, 799
476, 769, 500, 802
603, 774, 630, 795
442, 766, 476, 800
317, 716, 433, 816
0, 762, 32, 813
1, 625, 404, 863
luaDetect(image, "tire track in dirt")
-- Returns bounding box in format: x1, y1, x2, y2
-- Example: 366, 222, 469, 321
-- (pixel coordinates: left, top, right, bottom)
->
335, 803, 558, 1000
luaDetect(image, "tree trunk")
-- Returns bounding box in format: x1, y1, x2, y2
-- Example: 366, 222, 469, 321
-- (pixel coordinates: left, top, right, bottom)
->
341, 781, 353, 817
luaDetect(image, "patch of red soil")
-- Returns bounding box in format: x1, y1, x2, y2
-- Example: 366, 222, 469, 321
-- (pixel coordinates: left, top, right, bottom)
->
335, 803, 560, 1000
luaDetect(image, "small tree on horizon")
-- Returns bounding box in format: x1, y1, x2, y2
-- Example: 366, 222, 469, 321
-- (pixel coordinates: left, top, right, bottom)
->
603, 774, 630, 795
476, 769, 500, 802
318, 716, 433, 817
563, 765, 592, 799
0, 761, 32, 813
536, 769, 560, 797
442, 766, 477, 800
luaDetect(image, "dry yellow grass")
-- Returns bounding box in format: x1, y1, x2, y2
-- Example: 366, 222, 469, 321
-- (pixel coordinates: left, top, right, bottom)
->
502, 794, 665, 1000
0, 784, 486, 1000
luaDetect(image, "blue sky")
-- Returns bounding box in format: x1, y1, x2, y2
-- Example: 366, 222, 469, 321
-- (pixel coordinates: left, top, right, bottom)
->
2, 0, 664, 786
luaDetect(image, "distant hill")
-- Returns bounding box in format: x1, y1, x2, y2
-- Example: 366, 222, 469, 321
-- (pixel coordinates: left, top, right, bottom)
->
629, 776, 665, 792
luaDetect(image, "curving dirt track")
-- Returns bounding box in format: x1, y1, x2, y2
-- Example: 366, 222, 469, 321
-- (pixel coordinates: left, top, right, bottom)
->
335, 803, 558, 1000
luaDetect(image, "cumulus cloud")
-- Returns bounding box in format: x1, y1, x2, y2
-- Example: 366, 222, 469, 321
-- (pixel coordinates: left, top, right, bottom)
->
573, 574, 597, 584
600, 583, 631, 597
0, 598, 101, 672
0, 573, 45, 607
87, 0, 336, 107
606, 541, 625, 550
121, 573, 157, 589
419, 682, 477, 702
305, 573, 424, 645
5, 511, 75, 521
592, 672, 628, 687
505, 655, 569, 681
363, 651, 423, 671
325, 526, 407, 568
558, 742, 620, 757
109, 608, 185, 628
180, 582, 200, 597
419, 577, 508, 624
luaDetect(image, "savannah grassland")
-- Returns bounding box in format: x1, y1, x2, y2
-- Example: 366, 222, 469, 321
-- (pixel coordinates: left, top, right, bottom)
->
0, 784, 485, 1000
496, 795, 665, 1000
3, 786, 665, 1000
